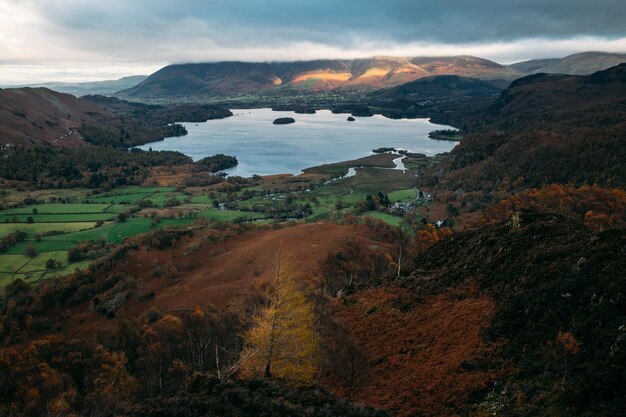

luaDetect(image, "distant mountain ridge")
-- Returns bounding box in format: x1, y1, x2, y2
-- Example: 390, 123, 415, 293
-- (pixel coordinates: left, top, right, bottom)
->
2, 75, 147, 97
508, 51, 626, 75
119, 56, 522, 99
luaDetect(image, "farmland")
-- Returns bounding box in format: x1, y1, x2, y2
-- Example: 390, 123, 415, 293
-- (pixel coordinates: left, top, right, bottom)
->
0, 154, 432, 288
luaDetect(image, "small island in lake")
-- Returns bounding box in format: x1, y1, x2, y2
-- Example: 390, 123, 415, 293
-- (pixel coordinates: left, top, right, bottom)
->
347, 116, 356, 122
428, 129, 463, 141
273, 117, 296, 125
195, 154, 238, 172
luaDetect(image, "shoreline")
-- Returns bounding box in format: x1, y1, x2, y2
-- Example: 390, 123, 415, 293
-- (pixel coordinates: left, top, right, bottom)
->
135, 108, 457, 178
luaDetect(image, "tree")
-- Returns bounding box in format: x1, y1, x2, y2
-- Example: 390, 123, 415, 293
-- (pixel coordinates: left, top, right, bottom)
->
85, 348, 137, 415
25, 244, 38, 258
240, 255, 320, 386
45, 258, 61, 269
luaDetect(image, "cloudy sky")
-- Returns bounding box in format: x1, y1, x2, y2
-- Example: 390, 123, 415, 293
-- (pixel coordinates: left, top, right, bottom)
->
1, 0, 625, 84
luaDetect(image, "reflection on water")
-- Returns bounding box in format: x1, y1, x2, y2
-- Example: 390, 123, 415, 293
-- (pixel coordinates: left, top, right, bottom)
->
138, 108, 457, 177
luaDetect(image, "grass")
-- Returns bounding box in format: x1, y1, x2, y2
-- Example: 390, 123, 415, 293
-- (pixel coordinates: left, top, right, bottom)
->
0, 273, 15, 289
293, 78, 317, 90
107, 218, 152, 244
361, 211, 406, 227
150, 194, 189, 207
19, 251, 67, 273
103, 186, 175, 194
0, 213, 116, 223
0, 203, 116, 214
0, 258, 93, 289
388, 188, 417, 202
0, 254, 31, 273
189, 195, 213, 204
197, 209, 264, 222
0, 222, 97, 239
0, 164, 426, 289
89, 192, 156, 204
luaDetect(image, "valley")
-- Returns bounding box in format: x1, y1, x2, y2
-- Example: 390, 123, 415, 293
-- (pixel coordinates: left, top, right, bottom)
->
0, 52, 625, 417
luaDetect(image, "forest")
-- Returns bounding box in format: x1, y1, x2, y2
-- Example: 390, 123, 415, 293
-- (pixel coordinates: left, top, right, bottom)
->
0, 145, 190, 189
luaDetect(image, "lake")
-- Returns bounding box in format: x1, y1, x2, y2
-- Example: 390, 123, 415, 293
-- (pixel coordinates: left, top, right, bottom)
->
138, 108, 458, 177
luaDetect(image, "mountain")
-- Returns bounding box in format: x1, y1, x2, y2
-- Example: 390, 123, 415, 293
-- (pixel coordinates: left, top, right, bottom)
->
477, 63, 626, 130
323, 207, 625, 416
509, 51, 626, 75
2, 75, 147, 97
0, 88, 231, 147
423, 64, 626, 196
373, 74, 502, 101
119, 56, 523, 99
0, 87, 118, 146
507, 58, 560, 73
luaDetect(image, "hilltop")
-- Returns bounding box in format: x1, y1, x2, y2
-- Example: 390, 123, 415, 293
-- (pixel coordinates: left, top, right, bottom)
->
509, 51, 626, 75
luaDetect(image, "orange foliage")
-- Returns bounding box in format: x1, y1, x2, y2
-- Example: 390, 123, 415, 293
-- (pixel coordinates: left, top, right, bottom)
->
556, 331, 581, 355
326, 287, 499, 417
415, 224, 452, 253
240, 255, 320, 386
479, 184, 626, 230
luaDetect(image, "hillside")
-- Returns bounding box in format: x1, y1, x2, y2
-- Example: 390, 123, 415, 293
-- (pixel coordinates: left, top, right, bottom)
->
0, 87, 118, 146
508, 58, 560, 73
422, 64, 626, 196
0, 88, 231, 147
320, 209, 625, 416
374, 75, 501, 100
370, 75, 502, 113
119, 56, 522, 99
509, 51, 626, 75
1, 204, 623, 416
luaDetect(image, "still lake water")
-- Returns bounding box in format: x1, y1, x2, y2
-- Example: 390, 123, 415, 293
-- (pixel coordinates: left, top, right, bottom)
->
138, 108, 457, 177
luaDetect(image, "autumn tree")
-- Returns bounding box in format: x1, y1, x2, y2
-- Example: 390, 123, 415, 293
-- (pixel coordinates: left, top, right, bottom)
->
136, 314, 186, 395
240, 255, 320, 386
414, 224, 452, 254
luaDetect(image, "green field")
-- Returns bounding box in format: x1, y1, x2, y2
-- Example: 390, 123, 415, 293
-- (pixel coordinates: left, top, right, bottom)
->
107, 218, 153, 244
19, 251, 67, 273
388, 188, 417, 202
0, 254, 31, 273
0, 222, 98, 238
0, 167, 420, 289
0, 203, 124, 214
361, 211, 406, 227
0, 213, 117, 223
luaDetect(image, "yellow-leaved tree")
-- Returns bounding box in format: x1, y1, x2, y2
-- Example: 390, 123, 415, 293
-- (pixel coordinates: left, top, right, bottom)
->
240, 254, 320, 386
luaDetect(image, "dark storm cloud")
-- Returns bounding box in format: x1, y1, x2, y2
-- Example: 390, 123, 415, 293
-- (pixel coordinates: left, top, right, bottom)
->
37, 0, 626, 47
3, 0, 625, 83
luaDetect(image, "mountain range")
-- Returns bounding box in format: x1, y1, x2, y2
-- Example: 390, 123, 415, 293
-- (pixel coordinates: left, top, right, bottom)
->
118, 51, 626, 99
118, 56, 523, 99
1, 76, 147, 98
